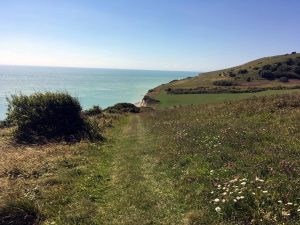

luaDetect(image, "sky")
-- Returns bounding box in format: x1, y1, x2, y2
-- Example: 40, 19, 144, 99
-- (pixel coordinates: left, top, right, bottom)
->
0, 0, 299, 71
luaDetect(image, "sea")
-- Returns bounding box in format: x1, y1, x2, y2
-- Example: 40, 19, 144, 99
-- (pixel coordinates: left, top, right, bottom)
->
0, 65, 196, 120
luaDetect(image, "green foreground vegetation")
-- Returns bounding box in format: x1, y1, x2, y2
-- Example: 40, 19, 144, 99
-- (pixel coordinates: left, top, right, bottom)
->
155, 89, 300, 108
2, 93, 300, 224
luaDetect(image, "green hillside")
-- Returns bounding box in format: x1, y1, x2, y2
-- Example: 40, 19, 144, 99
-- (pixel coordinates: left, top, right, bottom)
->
145, 52, 300, 107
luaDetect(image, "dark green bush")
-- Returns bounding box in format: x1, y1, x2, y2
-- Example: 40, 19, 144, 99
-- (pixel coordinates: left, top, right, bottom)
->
259, 71, 275, 80
229, 72, 236, 77
295, 66, 300, 75
277, 64, 292, 72
0, 119, 11, 128
246, 77, 251, 82
105, 103, 140, 113
238, 69, 248, 74
83, 105, 102, 116
213, 80, 236, 86
6, 92, 101, 143
0, 199, 43, 225
262, 64, 272, 70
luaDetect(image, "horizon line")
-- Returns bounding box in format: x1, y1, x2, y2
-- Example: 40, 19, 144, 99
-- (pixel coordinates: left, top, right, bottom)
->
0, 63, 199, 74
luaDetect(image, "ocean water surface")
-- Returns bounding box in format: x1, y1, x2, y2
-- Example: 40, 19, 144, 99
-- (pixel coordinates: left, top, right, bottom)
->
0, 65, 196, 120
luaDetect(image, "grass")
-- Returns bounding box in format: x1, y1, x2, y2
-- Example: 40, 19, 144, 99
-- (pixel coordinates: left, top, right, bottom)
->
155, 89, 300, 108
143, 93, 300, 224
2, 93, 300, 224
0, 113, 121, 225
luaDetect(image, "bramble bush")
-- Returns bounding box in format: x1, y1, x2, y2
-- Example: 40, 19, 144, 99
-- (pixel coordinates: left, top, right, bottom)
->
6, 92, 101, 143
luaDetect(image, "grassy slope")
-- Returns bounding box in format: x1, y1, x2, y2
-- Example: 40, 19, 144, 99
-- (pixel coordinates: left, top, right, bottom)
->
164, 53, 300, 89
156, 89, 300, 108
147, 53, 300, 107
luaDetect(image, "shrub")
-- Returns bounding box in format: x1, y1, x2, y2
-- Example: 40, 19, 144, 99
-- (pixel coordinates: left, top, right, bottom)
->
295, 66, 300, 75
0, 199, 43, 225
213, 80, 236, 86
279, 77, 289, 82
238, 69, 248, 74
83, 105, 102, 116
262, 64, 272, 70
246, 77, 251, 82
229, 72, 236, 77
291, 51, 297, 54
0, 119, 11, 128
259, 71, 275, 80
105, 103, 140, 113
6, 92, 101, 143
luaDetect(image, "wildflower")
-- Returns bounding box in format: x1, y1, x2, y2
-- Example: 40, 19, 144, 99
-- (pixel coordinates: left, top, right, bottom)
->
255, 177, 264, 182
240, 196, 245, 199
262, 190, 268, 194
230, 178, 238, 183
222, 192, 227, 196
222, 199, 226, 203
241, 182, 246, 186
214, 198, 220, 203
287, 202, 293, 206
215, 206, 221, 213
233, 199, 237, 202
297, 208, 300, 212
278, 200, 283, 204
252, 192, 256, 195
282, 211, 290, 217
210, 191, 214, 194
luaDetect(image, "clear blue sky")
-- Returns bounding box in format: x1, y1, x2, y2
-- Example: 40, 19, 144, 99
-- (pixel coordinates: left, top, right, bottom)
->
0, 0, 299, 71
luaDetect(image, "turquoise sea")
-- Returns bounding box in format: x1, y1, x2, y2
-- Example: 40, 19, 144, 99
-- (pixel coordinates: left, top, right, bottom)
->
0, 65, 196, 120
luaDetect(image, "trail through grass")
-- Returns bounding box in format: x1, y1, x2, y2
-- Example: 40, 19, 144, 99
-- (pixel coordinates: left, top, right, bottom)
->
100, 115, 183, 224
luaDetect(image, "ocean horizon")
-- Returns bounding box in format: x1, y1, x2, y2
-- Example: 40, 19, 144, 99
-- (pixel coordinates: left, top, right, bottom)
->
0, 65, 196, 120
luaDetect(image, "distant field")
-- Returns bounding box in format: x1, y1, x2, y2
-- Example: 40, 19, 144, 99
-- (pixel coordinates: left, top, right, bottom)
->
156, 89, 300, 108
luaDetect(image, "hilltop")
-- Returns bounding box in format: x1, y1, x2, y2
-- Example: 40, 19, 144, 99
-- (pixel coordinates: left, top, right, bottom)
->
144, 52, 300, 107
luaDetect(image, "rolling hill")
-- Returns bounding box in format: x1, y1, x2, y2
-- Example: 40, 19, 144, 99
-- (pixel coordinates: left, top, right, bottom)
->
144, 52, 300, 107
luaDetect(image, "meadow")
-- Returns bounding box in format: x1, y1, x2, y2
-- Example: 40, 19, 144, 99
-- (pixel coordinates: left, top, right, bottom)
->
143, 93, 300, 224
155, 89, 300, 108
1, 92, 300, 224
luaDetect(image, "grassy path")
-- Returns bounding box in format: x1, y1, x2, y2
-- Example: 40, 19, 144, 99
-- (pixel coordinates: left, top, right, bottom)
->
100, 115, 183, 225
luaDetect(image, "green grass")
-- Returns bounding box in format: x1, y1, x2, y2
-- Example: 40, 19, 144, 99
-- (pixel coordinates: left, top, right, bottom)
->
2, 93, 300, 224
143, 93, 300, 224
155, 89, 300, 108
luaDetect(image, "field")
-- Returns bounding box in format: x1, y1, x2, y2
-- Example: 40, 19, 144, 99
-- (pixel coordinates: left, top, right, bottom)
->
155, 89, 300, 108
1, 93, 300, 224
